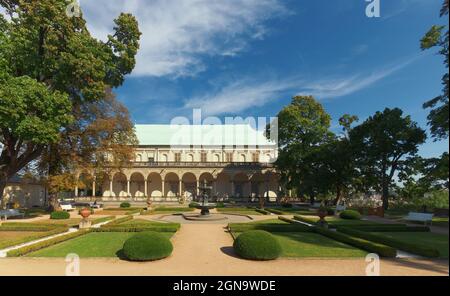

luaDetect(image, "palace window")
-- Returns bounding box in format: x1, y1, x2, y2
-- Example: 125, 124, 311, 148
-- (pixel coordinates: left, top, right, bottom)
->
175, 153, 181, 162
148, 157, 155, 163
201, 152, 207, 162
226, 153, 233, 162
252, 153, 260, 163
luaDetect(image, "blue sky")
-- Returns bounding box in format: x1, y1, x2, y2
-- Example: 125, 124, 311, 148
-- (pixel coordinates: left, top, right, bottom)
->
80, 0, 449, 158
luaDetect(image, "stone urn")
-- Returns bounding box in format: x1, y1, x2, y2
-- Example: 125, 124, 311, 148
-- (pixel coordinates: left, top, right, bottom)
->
79, 208, 92, 229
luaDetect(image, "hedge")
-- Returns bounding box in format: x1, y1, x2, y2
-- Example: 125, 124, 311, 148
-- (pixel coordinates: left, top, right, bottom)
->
91, 216, 116, 225
233, 230, 282, 260
120, 202, 131, 208
313, 227, 397, 258
122, 232, 173, 261
50, 211, 70, 220
339, 210, 362, 220
95, 226, 178, 233
345, 225, 430, 232
103, 215, 133, 226
266, 208, 284, 215
228, 223, 312, 233
337, 227, 440, 258
0, 224, 65, 231
7, 230, 90, 257
254, 208, 270, 215
278, 216, 296, 224
0, 227, 69, 249
293, 215, 317, 225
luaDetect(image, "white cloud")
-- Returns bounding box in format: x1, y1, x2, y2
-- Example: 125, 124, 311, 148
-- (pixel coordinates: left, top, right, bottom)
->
184, 56, 420, 116
79, 0, 288, 77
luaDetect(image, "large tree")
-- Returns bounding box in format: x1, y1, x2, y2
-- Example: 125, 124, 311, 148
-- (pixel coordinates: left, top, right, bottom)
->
420, 0, 449, 140
0, 0, 141, 207
350, 108, 427, 210
275, 96, 332, 204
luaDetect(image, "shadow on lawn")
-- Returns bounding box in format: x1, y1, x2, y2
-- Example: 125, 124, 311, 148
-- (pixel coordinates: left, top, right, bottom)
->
220, 246, 242, 259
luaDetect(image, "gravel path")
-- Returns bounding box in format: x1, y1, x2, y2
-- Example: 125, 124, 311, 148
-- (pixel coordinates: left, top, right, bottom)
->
0, 223, 448, 276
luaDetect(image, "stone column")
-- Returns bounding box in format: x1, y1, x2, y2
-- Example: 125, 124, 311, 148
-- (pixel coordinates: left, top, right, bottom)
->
109, 179, 113, 197
231, 181, 235, 197
179, 180, 182, 197
162, 181, 165, 198
144, 179, 148, 197
196, 180, 200, 197
212, 179, 217, 196
74, 185, 79, 198
92, 180, 96, 197
127, 179, 130, 197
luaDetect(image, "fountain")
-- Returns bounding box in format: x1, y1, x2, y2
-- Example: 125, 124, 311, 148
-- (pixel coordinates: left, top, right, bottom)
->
182, 180, 227, 221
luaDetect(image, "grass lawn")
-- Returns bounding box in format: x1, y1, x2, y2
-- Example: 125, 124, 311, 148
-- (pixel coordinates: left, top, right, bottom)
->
0, 231, 49, 249
34, 218, 81, 227
296, 215, 379, 227
118, 218, 180, 228
27, 232, 173, 258
217, 207, 263, 216
432, 217, 449, 228
244, 219, 289, 225
369, 232, 449, 258
233, 231, 366, 258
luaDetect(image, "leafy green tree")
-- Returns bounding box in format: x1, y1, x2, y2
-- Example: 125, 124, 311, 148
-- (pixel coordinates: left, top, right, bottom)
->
350, 108, 427, 210
0, 0, 141, 207
420, 0, 449, 140
275, 96, 332, 204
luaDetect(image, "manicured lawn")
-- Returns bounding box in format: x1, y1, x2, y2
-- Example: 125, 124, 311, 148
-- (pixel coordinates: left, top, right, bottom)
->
34, 218, 81, 227
296, 215, 378, 227
119, 218, 180, 228
27, 232, 173, 258
369, 232, 449, 258
244, 219, 289, 225
217, 207, 263, 216
233, 231, 367, 258
0, 231, 45, 249
432, 217, 449, 228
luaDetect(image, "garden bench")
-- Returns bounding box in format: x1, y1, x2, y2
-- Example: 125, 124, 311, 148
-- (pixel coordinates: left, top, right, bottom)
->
60, 204, 75, 211
0, 209, 25, 220
405, 212, 434, 225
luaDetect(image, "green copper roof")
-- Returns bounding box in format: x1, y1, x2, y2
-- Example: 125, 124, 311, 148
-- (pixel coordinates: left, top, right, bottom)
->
135, 124, 276, 147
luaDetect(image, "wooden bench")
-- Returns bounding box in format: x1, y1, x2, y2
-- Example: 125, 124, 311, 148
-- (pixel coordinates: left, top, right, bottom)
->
405, 212, 434, 226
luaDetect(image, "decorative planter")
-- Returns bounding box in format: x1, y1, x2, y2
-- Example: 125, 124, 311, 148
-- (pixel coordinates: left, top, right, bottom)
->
79, 207, 91, 218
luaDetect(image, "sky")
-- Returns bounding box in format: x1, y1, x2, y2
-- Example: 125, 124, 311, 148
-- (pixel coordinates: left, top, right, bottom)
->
78, 0, 449, 158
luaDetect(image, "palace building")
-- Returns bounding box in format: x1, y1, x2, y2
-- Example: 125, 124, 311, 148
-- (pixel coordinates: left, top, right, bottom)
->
74, 124, 280, 203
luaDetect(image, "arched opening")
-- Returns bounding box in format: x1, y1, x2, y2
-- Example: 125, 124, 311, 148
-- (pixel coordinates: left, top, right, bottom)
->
213, 154, 220, 162
187, 154, 194, 162
130, 172, 145, 197
97, 173, 111, 197
239, 154, 246, 162
161, 154, 168, 162
148, 172, 162, 197
181, 172, 197, 201
265, 172, 279, 200
216, 172, 231, 199
164, 172, 180, 197
250, 172, 265, 200
113, 172, 128, 197
233, 172, 250, 198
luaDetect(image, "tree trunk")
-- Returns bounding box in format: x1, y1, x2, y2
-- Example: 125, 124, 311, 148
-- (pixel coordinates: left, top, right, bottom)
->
47, 193, 61, 212
0, 176, 7, 209
334, 185, 342, 205
382, 185, 389, 210
309, 195, 315, 205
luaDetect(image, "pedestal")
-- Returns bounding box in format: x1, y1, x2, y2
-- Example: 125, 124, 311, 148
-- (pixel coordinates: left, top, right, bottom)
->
79, 218, 92, 229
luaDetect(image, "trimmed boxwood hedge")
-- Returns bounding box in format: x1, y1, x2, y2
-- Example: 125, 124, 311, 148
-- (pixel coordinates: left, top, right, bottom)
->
50, 211, 70, 220
278, 216, 296, 224
233, 230, 282, 260
103, 215, 133, 226
313, 227, 397, 258
339, 210, 362, 220
337, 227, 440, 258
120, 202, 131, 208
122, 231, 173, 261
266, 208, 284, 215
293, 215, 317, 225
346, 225, 430, 232
7, 230, 90, 257
91, 216, 116, 225
254, 208, 271, 215
228, 223, 312, 233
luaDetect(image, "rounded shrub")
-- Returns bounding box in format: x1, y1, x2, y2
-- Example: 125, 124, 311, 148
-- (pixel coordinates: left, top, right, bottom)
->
122, 231, 173, 261
50, 211, 70, 220
120, 202, 131, 208
340, 210, 362, 220
233, 230, 282, 261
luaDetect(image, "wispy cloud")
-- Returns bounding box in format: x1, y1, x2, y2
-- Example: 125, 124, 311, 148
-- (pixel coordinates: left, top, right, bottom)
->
184, 56, 420, 116
79, 0, 289, 78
